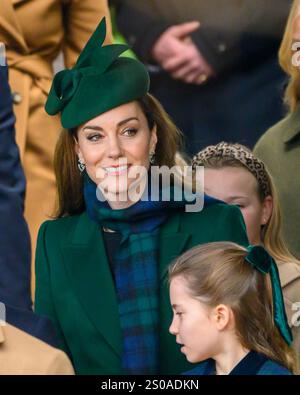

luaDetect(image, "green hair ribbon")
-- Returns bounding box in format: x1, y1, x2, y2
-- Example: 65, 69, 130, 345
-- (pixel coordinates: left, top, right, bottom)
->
245, 245, 293, 346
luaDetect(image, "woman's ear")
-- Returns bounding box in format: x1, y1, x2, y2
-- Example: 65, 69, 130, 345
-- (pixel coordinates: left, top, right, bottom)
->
73, 135, 81, 158
261, 195, 273, 226
212, 304, 231, 331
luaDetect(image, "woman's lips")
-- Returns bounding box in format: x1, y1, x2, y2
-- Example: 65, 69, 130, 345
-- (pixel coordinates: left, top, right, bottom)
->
104, 164, 131, 176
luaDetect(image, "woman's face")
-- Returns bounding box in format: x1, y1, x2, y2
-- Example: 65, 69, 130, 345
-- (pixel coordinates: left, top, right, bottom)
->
292, 4, 300, 69
204, 167, 272, 245
293, 4, 300, 42
76, 101, 157, 207
169, 276, 220, 363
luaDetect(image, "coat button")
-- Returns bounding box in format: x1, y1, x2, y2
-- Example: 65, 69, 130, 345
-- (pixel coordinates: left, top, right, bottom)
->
12, 92, 22, 104
218, 43, 227, 53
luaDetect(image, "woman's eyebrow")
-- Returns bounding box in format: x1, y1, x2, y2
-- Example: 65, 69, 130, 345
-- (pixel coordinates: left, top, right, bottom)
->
82, 117, 139, 132
117, 117, 139, 127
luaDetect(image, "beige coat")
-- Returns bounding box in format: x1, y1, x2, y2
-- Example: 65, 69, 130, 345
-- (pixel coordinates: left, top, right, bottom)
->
279, 261, 300, 365
0, 323, 74, 374
0, 0, 112, 296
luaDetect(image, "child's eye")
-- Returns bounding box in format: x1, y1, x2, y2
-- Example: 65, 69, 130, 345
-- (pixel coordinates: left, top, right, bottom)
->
176, 312, 183, 316
123, 128, 137, 137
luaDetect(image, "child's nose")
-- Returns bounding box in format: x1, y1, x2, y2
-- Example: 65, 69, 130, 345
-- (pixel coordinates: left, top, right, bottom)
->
169, 319, 177, 335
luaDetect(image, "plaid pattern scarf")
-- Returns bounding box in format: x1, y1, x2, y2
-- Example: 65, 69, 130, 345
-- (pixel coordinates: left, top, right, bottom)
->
83, 173, 192, 374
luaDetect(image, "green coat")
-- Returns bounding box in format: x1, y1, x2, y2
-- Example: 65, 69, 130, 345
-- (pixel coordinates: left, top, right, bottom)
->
254, 106, 300, 260
35, 202, 248, 374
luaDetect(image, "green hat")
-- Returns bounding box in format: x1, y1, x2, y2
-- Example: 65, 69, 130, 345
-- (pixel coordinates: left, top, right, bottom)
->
45, 18, 150, 129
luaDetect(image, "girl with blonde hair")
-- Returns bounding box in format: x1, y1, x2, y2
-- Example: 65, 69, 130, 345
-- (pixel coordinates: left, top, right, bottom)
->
192, 142, 300, 364
169, 242, 297, 375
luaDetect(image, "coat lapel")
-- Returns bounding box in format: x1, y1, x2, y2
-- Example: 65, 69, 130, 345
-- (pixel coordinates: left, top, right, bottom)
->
1, 0, 28, 52
159, 212, 191, 282
62, 212, 122, 358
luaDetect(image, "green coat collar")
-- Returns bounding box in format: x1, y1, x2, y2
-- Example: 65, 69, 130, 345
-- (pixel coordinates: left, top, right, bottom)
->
283, 105, 300, 144
61, 212, 191, 360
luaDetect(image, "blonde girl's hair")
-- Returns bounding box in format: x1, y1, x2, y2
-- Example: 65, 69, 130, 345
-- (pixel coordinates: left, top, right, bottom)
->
279, 0, 300, 111
169, 241, 297, 373
53, 93, 184, 218
192, 142, 300, 266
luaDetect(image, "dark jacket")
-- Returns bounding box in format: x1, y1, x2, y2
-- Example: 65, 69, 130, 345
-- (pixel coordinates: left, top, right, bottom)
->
0, 65, 31, 310
112, 0, 291, 152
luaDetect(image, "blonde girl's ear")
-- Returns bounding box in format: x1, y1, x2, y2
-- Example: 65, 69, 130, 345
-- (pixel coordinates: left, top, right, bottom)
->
261, 195, 273, 225
213, 304, 232, 331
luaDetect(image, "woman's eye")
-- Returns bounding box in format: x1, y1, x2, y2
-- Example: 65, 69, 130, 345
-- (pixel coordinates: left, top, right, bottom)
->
87, 134, 103, 142
123, 128, 137, 137
176, 312, 183, 316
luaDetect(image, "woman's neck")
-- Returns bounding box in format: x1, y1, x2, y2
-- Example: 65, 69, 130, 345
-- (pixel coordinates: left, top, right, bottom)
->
214, 337, 250, 375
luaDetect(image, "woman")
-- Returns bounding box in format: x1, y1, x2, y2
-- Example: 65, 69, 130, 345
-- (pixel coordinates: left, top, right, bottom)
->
35, 19, 248, 375
192, 142, 300, 365
254, 0, 300, 260
169, 242, 296, 375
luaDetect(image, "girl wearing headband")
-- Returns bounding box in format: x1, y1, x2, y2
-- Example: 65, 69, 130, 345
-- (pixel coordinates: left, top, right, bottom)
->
192, 142, 300, 364
169, 242, 297, 375
34, 19, 249, 375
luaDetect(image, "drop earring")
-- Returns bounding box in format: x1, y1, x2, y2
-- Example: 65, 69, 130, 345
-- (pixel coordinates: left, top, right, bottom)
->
149, 151, 155, 165
78, 157, 86, 172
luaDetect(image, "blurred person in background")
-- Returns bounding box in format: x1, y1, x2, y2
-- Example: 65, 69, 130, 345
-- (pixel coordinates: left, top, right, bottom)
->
0, 0, 112, 297
254, 0, 300, 261
111, 0, 291, 154
0, 60, 31, 310
0, 58, 73, 374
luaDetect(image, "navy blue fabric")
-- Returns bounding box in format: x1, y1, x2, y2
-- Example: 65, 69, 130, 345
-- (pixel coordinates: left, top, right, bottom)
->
183, 351, 292, 375
149, 58, 285, 154
5, 303, 59, 348
0, 66, 32, 310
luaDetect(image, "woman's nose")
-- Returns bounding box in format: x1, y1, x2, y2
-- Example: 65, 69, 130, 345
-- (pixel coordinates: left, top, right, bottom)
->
107, 135, 122, 158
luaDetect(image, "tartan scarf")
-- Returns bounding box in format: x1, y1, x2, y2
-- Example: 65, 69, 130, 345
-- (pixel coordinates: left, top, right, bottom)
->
83, 172, 192, 374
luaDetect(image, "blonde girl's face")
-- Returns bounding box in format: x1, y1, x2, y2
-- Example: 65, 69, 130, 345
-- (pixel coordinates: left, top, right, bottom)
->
169, 276, 220, 363
204, 167, 272, 245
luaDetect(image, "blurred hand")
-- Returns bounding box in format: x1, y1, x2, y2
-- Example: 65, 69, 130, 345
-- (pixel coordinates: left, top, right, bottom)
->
151, 22, 214, 85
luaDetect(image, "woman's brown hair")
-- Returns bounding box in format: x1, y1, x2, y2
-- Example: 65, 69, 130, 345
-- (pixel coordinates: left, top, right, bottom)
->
169, 241, 297, 373
53, 93, 183, 218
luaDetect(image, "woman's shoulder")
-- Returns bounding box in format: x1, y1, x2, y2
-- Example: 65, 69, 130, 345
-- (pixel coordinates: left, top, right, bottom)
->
37, 212, 89, 243
278, 261, 300, 326
278, 261, 300, 289
254, 109, 297, 155
258, 360, 293, 375
177, 197, 248, 246
180, 196, 245, 230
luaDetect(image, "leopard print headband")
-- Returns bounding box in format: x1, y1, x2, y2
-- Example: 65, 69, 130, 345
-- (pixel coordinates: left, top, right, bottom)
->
192, 142, 271, 197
